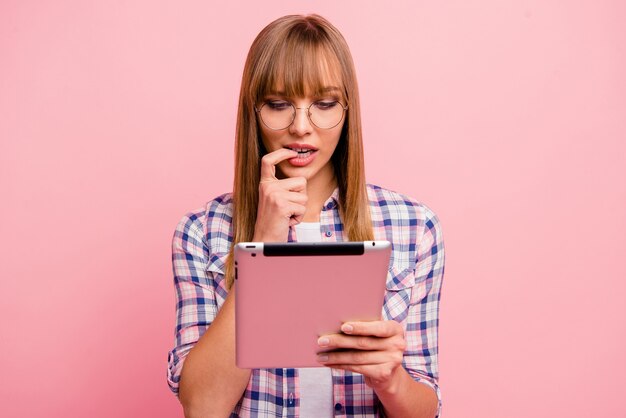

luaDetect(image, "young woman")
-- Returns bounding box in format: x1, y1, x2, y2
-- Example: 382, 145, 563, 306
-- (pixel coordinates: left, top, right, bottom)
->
167, 14, 445, 418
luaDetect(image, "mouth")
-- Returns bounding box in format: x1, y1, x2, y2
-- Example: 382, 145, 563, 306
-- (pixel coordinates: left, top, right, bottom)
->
284, 145, 318, 159
283, 144, 318, 167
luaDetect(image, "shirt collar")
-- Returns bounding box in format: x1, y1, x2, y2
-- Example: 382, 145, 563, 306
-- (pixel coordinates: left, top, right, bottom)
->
322, 187, 340, 211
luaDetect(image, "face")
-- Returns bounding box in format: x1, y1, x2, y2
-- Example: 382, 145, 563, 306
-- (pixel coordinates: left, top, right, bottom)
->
257, 87, 346, 190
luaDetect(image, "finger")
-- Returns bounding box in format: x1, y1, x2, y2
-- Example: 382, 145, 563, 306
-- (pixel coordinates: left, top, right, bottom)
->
317, 334, 387, 351
317, 350, 399, 366
289, 215, 303, 227
286, 203, 306, 222
285, 191, 308, 205
263, 199, 304, 221
276, 177, 307, 193
340, 320, 403, 338
260, 149, 298, 180
321, 364, 396, 388
257, 186, 306, 206
287, 200, 306, 226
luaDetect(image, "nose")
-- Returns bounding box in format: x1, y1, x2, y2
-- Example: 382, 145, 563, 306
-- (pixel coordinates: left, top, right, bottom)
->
289, 106, 313, 136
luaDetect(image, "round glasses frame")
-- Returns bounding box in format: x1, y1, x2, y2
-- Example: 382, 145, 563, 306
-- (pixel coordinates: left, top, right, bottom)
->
255, 100, 349, 130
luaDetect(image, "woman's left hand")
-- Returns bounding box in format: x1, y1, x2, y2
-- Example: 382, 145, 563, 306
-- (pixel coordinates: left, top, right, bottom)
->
316, 320, 407, 392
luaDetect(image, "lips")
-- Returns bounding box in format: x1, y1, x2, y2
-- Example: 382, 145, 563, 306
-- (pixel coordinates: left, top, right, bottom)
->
284, 144, 317, 158
284, 144, 318, 167
284, 143, 317, 152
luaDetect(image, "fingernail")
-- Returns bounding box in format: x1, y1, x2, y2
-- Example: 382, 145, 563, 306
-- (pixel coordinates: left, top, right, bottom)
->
341, 324, 353, 333
318, 337, 330, 347
317, 354, 328, 362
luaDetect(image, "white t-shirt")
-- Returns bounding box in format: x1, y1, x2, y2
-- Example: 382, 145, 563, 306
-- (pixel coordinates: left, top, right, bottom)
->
294, 222, 333, 418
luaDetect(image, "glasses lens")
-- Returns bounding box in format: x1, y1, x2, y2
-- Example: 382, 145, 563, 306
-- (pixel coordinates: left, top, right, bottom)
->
309, 101, 345, 129
259, 101, 294, 130
258, 100, 346, 129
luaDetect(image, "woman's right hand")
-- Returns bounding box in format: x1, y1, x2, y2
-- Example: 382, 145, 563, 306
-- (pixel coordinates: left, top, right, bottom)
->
252, 148, 308, 242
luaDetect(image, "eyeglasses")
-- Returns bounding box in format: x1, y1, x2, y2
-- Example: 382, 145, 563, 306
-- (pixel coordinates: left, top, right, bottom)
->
255, 99, 348, 130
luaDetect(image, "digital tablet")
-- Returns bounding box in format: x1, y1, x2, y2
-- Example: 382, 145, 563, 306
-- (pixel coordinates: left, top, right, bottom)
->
234, 241, 391, 369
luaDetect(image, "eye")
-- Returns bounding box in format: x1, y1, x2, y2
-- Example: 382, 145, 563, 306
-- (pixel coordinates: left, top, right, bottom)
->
313, 100, 339, 111
265, 100, 292, 111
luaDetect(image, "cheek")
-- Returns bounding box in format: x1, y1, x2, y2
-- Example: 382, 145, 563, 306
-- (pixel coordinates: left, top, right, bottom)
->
324, 127, 343, 153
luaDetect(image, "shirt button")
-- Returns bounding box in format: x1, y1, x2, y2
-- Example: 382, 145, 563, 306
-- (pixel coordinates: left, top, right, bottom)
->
288, 392, 294, 406
325, 231, 333, 237
334, 402, 343, 412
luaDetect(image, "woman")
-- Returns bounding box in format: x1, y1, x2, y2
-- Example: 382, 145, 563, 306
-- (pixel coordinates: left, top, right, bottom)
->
167, 14, 445, 418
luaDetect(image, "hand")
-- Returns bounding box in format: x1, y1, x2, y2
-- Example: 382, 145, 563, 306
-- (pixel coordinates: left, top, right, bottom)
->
252, 148, 308, 242
316, 320, 407, 392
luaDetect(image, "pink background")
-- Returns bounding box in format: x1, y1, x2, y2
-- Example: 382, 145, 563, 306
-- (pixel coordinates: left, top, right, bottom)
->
1, 1, 625, 417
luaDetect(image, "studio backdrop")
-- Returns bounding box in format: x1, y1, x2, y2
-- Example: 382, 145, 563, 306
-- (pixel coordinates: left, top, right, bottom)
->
1, 1, 624, 417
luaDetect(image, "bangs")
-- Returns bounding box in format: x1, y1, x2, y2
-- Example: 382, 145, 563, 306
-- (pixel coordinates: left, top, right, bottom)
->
253, 32, 346, 102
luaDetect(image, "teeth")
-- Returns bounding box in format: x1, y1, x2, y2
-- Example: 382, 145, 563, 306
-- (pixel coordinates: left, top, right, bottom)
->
288, 147, 314, 153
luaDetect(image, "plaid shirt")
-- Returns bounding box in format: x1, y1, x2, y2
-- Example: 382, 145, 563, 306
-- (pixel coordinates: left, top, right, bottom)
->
167, 184, 445, 417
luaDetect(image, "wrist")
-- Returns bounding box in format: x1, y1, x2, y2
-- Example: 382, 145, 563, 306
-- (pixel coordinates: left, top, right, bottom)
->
369, 365, 406, 396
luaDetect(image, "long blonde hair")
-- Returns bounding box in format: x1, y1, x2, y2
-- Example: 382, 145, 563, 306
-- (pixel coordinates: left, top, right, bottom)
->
225, 14, 373, 289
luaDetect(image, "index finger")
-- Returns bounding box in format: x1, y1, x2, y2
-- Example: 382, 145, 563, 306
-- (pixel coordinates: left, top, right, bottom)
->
260, 148, 298, 180
340, 320, 402, 338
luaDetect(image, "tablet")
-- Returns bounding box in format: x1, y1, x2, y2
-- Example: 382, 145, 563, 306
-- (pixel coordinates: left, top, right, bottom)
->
234, 241, 391, 369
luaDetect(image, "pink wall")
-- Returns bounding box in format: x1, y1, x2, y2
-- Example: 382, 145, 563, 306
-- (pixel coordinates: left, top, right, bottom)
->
1, 1, 625, 417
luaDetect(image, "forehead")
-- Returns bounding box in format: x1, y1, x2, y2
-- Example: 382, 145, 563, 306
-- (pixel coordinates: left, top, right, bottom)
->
258, 45, 346, 99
